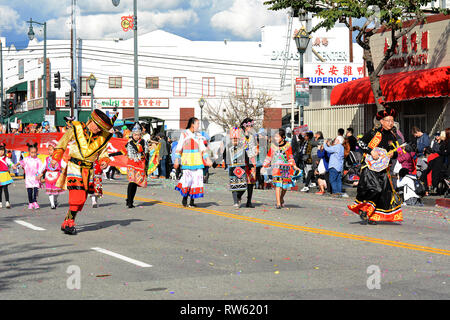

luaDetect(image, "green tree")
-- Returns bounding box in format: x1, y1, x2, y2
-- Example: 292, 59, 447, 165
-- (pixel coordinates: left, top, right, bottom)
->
264, 0, 448, 111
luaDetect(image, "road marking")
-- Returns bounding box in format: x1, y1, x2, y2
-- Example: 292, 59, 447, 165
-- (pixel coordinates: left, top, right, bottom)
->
14, 220, 46, 231
91, 247, 152, 268
104, 191, 450, 257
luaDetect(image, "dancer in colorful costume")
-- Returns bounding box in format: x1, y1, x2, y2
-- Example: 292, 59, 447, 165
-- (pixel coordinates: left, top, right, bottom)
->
52, 110, 117, 235
263, 128, 300, 209
347, 107, 403, 225
224, 126, 257, 208
174, 117, 212, 207
43, 142, 65, 209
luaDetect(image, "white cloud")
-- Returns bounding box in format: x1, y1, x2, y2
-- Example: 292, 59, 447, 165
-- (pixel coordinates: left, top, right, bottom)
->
210, 0, 286, 39
0, 5, 27, 36
45, 9, 199, 40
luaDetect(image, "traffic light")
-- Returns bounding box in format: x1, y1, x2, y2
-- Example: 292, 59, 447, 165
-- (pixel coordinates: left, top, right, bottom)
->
64, 91, 72, 108
54, 71, 61, 89
47, 91, 56, 111
1, 101, 6, 118
7, 100, 14, 117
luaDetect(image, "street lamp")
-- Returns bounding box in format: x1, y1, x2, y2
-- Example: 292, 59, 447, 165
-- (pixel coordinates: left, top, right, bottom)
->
88, 74, 97, 112
294, 27, 310, 126
112, 0, 139, 122
199, 97, 206, 132
27, 18, 47, 122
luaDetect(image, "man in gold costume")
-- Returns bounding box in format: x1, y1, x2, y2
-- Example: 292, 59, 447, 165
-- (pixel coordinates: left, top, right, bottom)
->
52, 110, 117, 235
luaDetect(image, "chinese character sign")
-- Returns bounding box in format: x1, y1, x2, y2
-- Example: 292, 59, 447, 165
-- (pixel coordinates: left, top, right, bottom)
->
304, 63, 364, 86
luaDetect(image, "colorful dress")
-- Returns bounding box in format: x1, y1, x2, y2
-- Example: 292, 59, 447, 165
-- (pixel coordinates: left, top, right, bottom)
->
0, 156, 14, 186
44, 157, 64, 195
225, 129, 257, 191
93, 161, 103, 198
126, 139, 149, 188
174, 130, 210, 199
348, 127, 403, 223
263, 142, 296, 190
20, 156, 45, 189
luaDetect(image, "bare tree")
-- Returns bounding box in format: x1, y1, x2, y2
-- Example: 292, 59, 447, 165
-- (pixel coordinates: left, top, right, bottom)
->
205, 86, 274, 131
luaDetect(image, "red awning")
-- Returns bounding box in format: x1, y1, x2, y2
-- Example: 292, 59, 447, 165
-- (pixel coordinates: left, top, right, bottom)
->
330, 66, 450, 106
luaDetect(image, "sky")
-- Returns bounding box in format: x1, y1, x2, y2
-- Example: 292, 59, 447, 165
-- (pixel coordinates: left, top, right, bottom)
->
0, 0, 289, 48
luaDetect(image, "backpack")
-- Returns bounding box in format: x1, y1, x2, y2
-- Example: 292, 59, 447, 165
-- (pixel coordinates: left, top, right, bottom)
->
406, 175, 426, 197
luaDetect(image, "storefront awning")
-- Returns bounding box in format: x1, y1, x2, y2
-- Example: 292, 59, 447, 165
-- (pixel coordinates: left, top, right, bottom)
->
6, 81, 28, 94
9, 109, 44, 124
330, 66, 450, 106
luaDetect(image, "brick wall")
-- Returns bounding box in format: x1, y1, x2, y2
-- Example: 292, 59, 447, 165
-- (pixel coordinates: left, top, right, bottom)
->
263, 108, 282, 129
180, 108, 195, 129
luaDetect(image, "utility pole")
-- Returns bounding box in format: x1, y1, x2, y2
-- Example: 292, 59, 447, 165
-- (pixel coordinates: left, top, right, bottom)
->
0, 39, 3, 122
133, 0, 139, 122
71, 0, 78, 120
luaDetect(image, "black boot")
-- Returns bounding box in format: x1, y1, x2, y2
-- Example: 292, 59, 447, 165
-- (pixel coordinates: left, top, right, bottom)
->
189, 198, 196, 208
246, 184, 255, 208
182, 196, 188, 207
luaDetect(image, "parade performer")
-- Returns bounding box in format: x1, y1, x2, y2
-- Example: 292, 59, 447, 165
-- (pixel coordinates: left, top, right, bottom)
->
263, 128, 300, 209
224, 127, 257, 208
109, 122, 150, 208
42, 142, 65, 209
91, 160, 103, 208
52, 110, 117, 235
174, 117, 213, 207
347, 107, 403, 225
0, 143, 14, 209
14, 143, 45, 210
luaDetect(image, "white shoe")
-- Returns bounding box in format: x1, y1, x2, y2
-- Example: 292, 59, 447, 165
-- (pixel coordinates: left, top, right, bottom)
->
0, 202, 3, 208
309, 183, 317, 188
341, 193, 349, 198
5, 201, 10, 209
301, 187, 309, 192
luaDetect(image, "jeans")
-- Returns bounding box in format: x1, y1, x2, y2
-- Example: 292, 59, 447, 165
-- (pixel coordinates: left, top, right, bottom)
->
27, 187, 39, 204
328, 168, 342, 194
159, 156, 167, 178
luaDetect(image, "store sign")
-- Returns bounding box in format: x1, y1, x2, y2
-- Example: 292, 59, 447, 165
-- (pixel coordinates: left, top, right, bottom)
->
304, 63, 365, 86
384, 31, 430, 70
295, 78, 309, 106
55, 98, 169, 109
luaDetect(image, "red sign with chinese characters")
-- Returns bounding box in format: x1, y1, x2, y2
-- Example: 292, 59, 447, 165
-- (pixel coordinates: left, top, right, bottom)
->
384, 31, 430, 70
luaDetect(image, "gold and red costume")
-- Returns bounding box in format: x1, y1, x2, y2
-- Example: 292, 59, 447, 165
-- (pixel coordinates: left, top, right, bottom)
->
53, 110, 116, 234
53, 121, 112, 212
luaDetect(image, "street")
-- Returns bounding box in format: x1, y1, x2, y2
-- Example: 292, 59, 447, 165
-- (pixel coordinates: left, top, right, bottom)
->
0, 168, 449, 300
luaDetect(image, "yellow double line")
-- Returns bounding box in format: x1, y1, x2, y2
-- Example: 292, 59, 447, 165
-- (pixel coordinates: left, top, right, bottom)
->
104, 191, 450, 257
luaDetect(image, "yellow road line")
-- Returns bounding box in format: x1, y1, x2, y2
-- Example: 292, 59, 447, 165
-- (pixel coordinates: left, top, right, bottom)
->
104, 191, 450, 256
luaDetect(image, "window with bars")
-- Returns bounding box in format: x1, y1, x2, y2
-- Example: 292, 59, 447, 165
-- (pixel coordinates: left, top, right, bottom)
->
236, 77, 249, 97
30, 80, 35, 100
146, 77, 159, 89
38, 79, 42, 98
80, 77, 92, 96
173, 77, 187, 96
109, 76, 122, 89
202, 77, 216, 97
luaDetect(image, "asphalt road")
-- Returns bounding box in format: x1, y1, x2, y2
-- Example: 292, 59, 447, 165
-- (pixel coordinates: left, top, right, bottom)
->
0, 169, 449, 300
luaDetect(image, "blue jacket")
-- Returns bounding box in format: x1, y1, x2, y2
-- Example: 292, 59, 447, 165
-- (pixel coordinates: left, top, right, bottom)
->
317, 149, 331, 171
416, 133, 430, 156
324, 144, 344, 172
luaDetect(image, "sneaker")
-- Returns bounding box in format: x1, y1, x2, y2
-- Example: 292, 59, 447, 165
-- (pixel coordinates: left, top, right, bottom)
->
301, 187, 309, 192
309, 183, 317, 188
5, 201, 10, 209
33, 202, 39, 209
341, 193, 349, 198
315, 191, 325, 195
28, 203, 34, 210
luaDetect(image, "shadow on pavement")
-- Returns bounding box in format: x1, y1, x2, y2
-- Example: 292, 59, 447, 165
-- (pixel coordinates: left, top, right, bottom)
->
78, 219, 144, 233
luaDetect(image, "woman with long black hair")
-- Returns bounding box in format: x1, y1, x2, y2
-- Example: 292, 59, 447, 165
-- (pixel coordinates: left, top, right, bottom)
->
174, 117, 213, 207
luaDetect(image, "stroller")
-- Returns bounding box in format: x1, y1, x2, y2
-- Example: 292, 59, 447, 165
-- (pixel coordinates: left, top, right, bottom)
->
343, 151, 363, 186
